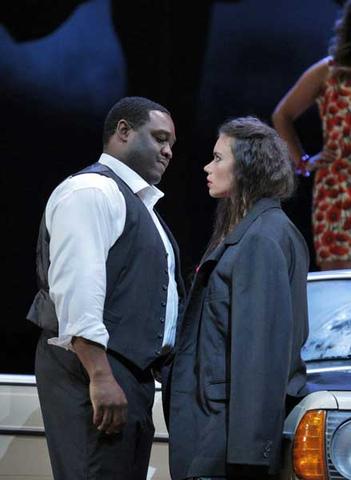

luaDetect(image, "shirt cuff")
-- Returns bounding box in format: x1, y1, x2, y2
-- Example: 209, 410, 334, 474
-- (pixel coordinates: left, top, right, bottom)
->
47, 321, 109, 352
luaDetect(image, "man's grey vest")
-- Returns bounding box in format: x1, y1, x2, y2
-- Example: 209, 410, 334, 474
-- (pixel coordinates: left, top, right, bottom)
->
27, 162, 184, 370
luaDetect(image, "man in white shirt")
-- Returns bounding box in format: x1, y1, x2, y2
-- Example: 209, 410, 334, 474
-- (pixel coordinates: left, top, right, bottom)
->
27, 96, 186, 480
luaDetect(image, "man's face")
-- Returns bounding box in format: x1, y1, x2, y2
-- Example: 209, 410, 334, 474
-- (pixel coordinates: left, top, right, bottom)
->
124, 110, 176, 185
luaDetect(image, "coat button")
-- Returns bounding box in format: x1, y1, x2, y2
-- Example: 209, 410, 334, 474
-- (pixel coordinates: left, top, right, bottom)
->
157, 333, 163, 338
264, 441, 272, 452
160, 317, 165, 323
164, 269, 168, 275
161, 301, 166, 307
263, 452, 269, 458
155, 350, 161, 356
162, 284, 167, 291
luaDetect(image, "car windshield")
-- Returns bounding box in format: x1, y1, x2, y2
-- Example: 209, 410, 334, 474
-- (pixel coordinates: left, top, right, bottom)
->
302, 279, 351, 362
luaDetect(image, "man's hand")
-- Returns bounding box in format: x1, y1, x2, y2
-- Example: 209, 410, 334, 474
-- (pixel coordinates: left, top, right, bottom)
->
72, 336, 128, 435
90, 374, 128, 434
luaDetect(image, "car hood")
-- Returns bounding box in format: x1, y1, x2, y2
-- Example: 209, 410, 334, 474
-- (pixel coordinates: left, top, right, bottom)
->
305, 360, 351, 393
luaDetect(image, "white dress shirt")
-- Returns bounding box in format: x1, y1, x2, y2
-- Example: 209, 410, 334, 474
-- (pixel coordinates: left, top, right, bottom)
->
46, 153, 179, 354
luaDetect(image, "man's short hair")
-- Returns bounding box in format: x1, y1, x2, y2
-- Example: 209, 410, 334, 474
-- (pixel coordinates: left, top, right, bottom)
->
102, 96, 171, 147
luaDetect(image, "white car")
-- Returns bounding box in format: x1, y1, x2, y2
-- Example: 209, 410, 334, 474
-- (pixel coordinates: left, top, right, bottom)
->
1, 270, 351, 480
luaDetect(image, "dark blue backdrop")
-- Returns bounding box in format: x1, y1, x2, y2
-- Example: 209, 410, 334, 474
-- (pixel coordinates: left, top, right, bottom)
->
0, 0, 342, 373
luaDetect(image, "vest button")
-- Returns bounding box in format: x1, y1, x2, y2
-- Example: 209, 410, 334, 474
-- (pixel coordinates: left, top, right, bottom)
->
161, 301, 166, 307
162, 284, 167, 291
160, 317, 165, 323
157, 333, 163, 338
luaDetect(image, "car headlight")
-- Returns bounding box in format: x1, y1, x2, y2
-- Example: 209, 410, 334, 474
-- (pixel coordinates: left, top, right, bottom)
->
330, 420, 351, 479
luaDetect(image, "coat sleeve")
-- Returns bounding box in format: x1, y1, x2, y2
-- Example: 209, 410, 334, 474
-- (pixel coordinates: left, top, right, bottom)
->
227, 232, 294, 467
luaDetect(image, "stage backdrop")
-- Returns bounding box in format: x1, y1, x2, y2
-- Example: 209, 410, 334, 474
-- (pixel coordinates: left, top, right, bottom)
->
0, 0, 341, 373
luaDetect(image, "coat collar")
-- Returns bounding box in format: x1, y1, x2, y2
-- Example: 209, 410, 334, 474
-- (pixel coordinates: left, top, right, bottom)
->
194, 198, 282, 286
224, 197, 281, 245
202, 198, 281, 266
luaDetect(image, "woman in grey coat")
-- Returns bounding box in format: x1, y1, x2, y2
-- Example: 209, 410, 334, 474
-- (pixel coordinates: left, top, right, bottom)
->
167, 116, 310, 480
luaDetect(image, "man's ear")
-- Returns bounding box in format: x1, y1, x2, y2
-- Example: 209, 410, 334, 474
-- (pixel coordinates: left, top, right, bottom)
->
116, 119, 132, 141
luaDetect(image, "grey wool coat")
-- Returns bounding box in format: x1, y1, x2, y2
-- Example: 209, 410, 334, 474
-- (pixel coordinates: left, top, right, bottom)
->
167, 198, 310, 480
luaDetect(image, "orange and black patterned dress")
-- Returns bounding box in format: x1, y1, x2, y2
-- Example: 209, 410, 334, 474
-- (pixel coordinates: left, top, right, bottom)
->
313, 58, 351, 265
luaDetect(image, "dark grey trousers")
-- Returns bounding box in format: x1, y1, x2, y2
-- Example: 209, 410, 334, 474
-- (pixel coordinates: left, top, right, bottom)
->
35, 330, 155, 480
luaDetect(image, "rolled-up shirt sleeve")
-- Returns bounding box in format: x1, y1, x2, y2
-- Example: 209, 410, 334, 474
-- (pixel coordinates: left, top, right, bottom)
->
46, 174, 126, 351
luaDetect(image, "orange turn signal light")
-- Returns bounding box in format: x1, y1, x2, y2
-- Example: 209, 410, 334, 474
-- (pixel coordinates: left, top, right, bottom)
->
292, 409, 327, 480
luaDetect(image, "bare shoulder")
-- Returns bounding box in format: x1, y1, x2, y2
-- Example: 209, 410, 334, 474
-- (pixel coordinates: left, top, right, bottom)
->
291, 57, 331, 96
303, 56, 331, 80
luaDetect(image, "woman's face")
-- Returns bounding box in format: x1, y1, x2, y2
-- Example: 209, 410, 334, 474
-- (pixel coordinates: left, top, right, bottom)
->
204, 134, 235, 198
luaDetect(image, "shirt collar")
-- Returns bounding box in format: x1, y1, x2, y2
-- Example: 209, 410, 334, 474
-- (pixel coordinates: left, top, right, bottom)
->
98, 153, 164, 207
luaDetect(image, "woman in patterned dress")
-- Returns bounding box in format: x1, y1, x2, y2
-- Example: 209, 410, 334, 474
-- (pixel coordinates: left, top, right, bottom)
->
272, 0, 351, 271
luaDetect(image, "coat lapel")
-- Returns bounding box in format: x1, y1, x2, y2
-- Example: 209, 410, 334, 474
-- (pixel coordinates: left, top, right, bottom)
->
194, 198, 281, 281
225, 198, 281, 245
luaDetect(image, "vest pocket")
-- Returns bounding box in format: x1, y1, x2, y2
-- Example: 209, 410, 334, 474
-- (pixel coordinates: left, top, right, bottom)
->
103, 308, 122, 323
103, 309, 122, 336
